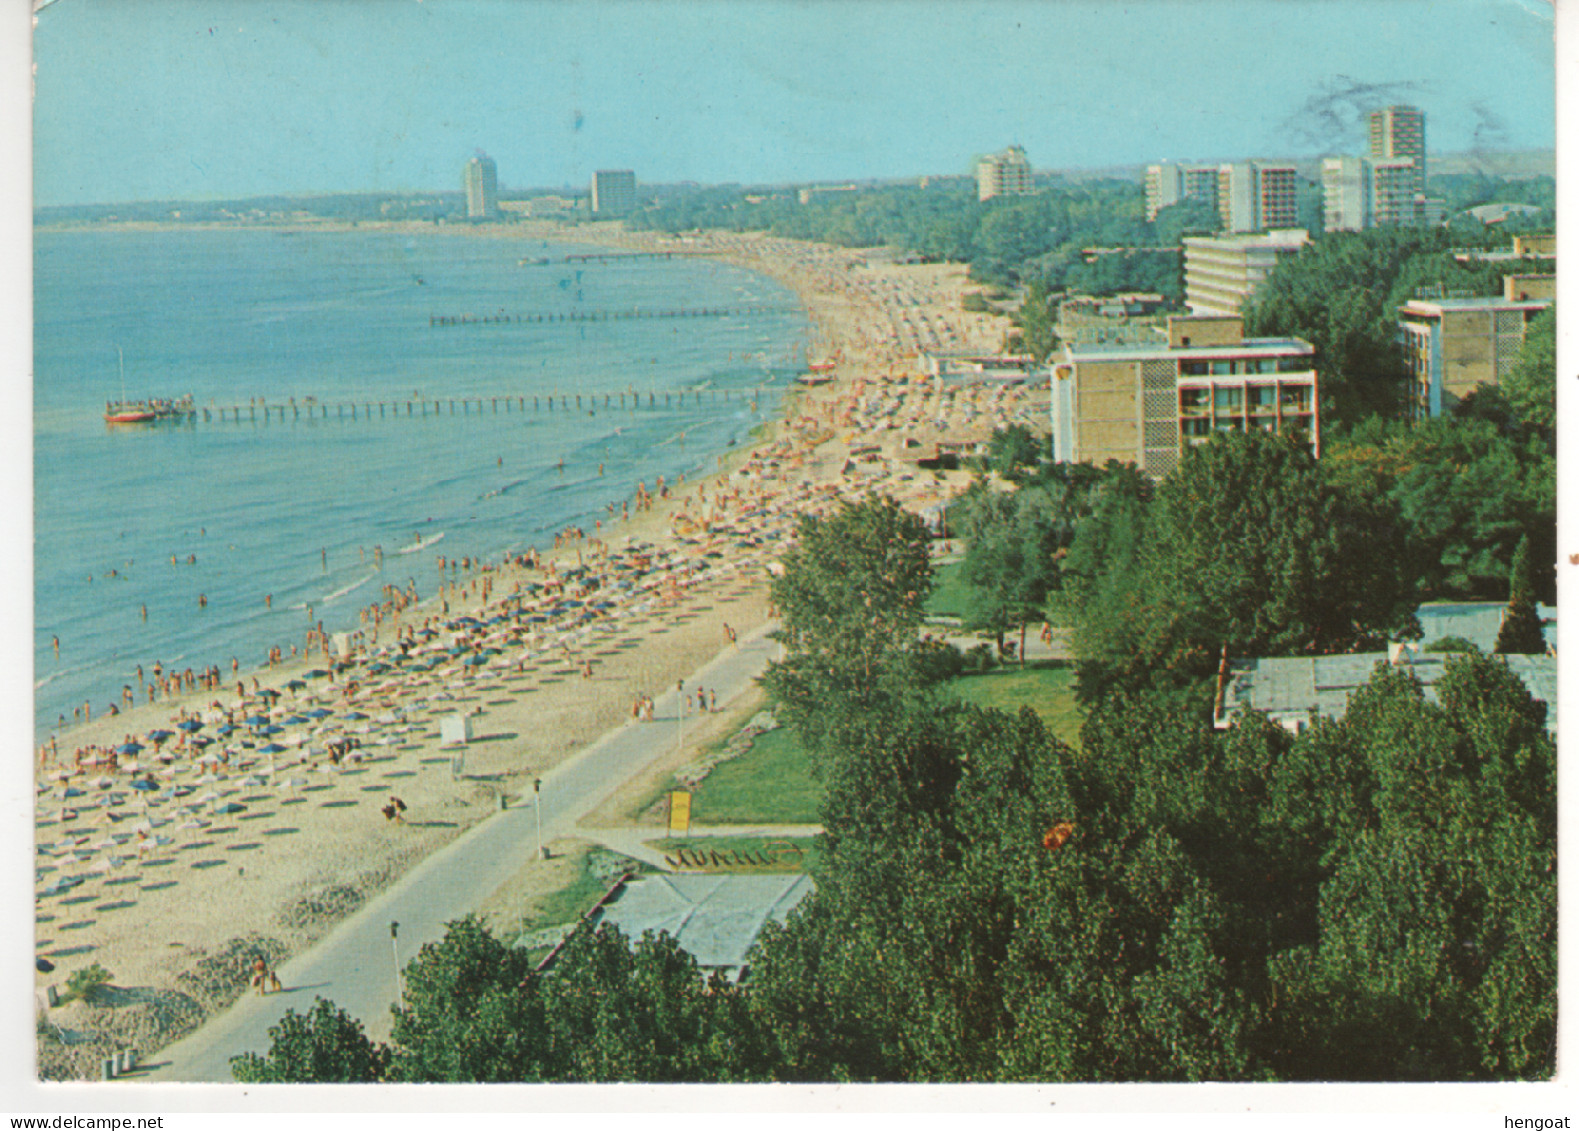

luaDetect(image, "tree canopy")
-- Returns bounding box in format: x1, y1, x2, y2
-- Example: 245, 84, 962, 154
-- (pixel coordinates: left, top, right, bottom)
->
1062, 430, 1419, 700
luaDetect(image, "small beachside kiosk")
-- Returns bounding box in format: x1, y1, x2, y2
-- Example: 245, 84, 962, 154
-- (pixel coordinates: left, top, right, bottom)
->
440, 713, 473, 779
440, 713, 473, 746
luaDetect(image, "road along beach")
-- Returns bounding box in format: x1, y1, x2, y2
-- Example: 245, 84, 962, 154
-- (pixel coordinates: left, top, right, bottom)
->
33, 222, 1044, 1079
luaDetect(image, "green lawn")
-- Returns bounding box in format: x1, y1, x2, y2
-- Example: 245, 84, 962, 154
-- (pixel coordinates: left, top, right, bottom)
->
689, 726, 823, 825
524, 848, 622, 931
944, 660, 1083, 748
652, 835, 821, 874
926, 559, 974, 620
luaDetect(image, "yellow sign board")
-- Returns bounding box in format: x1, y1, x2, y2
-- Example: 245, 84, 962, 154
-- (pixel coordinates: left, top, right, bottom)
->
668, 790, 692, 836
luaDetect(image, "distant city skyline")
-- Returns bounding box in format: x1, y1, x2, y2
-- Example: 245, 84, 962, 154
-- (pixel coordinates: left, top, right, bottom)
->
32, 0, 1555, 207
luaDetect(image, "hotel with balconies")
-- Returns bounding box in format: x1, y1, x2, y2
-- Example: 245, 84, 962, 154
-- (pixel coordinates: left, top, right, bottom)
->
1051, 315, 1318, 478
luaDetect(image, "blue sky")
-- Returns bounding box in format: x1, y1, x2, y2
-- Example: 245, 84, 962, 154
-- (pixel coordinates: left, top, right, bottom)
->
32, 0, 1556, 205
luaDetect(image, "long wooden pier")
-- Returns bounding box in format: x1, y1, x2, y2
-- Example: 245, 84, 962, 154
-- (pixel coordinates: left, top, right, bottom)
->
518, 250, 723, 266
428, 304, 792, 327
191, 386, 770, 424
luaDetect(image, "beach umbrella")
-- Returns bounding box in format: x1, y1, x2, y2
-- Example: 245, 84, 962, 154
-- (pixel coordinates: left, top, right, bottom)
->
304, 669, 330, 679
258, 688, 282, 701
116, 742, 144, 756
260, 725, 284, 736
306, 708, 334, 719
148, 729, 175, 743
130, 778, 159, 793
244, 714, 271, 728
214, 801, 246, 815
215, 723, 236, 736
259, 743, 288, 754
464, 654, 488, 666
286, 678, 308, 691
189, 735, 214, 748
176, 719, 204, 733
282, 714, 308, 725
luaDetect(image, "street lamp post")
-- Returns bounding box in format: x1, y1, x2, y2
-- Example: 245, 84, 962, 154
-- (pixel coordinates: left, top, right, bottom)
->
533, 777, 545, 860
390, 921, 402, 1003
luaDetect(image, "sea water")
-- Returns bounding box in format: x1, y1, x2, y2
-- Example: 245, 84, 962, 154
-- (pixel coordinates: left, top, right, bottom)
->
34, 227, 810, 739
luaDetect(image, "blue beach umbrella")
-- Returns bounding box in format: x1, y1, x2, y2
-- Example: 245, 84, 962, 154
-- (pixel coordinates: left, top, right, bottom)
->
304, 669, 330, 679
306, 708, 334, 719
244, 715, 271, 728
286, 678, 308, 691
282, 714, 309, 725
342, 711, 369, 721
190, 735, 214, 748
147, 729, 175, 743
176, 719, 203, 733
215, 724, 236, 736
130, 778, 159, 793
260, 725, 284, 736
259, 743, 288, 754
116, 742, 143, 756
464, 654, 488, 666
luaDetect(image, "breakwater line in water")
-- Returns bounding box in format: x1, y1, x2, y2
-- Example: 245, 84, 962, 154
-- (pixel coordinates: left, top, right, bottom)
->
428, 304, 792, 326
175, 386, 770, 424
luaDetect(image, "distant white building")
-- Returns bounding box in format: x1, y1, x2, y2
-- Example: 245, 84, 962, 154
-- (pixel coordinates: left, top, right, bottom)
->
1145, 162, 1219, 221
1321, 156, 1371, 233
591, 170, 637, 217
464, 155, 498, 220
1216, 163, 1298, 233
976, 146, 1033, 201
1183, 229, 1311, 317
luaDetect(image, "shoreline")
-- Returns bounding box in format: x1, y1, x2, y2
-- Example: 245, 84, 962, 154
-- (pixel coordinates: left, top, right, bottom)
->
34, 220, 1037, 1080
32, 219, 808, 743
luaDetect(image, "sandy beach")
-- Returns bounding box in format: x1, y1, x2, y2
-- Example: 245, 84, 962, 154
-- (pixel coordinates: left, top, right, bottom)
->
33, 220, 1046, 1079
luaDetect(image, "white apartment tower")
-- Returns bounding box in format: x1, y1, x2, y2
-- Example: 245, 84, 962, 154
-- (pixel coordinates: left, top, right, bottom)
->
977, 146, 1033, 201
591, 170, 638, 217
1369, 105, 1426, 198
1321, 156, 1371, 233
1183, 229, 1312, 317
1217, 163, 1299, 233
464, 155, 499, 220
1145, 163, 1220, 222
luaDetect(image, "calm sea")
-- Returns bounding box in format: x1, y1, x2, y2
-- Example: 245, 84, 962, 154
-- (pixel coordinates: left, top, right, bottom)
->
33, 227, 808, 739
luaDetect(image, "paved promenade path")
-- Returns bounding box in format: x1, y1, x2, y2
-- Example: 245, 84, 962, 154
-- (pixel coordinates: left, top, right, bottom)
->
144, 623, 782, 1083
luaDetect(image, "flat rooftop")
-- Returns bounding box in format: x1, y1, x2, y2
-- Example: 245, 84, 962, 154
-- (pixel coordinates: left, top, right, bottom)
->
1223, 650, 1556, 735
1400, 295, 1552, 313
586, 872, 814, 980
1064, 337, 1314, 362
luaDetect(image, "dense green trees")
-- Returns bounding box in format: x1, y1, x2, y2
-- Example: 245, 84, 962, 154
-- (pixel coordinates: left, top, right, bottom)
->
1325, 415, 1555, 603
233, 479, 1555, 1084
1061, 431, 1418, 700
1258, 653, 1555, 1078
1501, 307, 1556, 433
1243, 228, 1451, 427
230, 997, 388, 1083
1495, 536, 1547, 655
232, 918, 770, 1083
628, 180, 1180, 293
